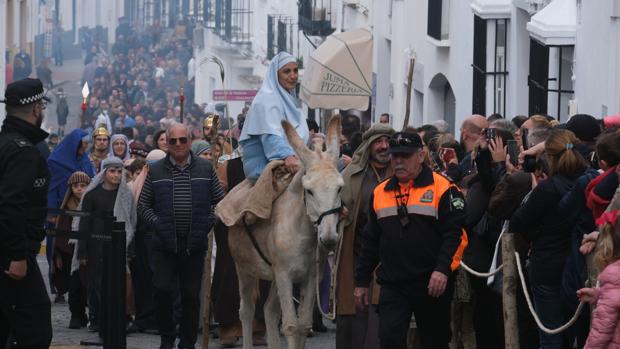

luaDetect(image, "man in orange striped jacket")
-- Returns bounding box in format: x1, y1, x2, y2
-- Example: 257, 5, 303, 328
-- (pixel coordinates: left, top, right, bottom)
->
354, 132, 468, 349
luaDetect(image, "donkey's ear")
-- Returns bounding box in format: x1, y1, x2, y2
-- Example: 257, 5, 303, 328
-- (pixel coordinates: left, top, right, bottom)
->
325, 115, 342, 163
282, 120, 315, 165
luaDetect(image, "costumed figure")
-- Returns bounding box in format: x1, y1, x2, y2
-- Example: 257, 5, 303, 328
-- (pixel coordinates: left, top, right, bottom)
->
109, 134, 131, 161
89, 126, 110, 173
52, 171, 91, 329
239, 51, 308, 182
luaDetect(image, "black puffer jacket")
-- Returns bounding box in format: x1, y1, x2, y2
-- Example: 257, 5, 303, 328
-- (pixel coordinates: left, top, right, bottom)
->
510, 172, 585, 286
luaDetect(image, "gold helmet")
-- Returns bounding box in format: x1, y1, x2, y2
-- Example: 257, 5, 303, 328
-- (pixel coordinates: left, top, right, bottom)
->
93, 126, 110, 138
203, 116, 214, 128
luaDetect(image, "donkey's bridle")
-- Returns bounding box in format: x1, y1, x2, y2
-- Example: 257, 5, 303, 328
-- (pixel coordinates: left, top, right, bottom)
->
315, 204, 344, 226
303, 189, 344, 227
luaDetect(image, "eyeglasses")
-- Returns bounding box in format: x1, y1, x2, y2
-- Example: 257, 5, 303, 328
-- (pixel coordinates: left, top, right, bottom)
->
168, 137, 188, 145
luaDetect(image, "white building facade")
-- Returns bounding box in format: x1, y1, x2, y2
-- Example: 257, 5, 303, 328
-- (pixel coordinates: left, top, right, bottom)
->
354, 0, 620, 132
1, 0, 124, 123
192, 0, 315, 118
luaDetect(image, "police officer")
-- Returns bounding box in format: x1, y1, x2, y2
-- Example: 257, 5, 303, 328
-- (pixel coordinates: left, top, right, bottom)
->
354, 132, 468, 349
0, 78, 53, 349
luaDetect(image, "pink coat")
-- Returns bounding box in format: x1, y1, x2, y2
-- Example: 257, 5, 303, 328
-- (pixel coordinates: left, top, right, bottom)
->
585, 260, 620, 348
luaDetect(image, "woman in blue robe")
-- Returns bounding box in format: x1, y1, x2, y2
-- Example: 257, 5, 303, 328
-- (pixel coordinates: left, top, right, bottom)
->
239, 52, 309, 180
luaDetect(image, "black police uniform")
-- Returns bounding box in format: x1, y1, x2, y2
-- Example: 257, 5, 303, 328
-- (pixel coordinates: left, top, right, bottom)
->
0, 78, 53, 349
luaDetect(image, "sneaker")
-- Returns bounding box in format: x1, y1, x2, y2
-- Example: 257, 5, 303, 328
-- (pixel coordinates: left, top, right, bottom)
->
69, 316, 82, 329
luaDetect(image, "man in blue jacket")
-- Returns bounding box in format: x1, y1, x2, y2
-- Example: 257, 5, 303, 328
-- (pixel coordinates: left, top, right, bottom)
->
138, 124, 225, 349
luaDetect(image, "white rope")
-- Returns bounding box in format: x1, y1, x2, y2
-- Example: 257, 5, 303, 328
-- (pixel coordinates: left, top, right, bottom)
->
315, 222, 345, 321
459, 261, 504, 278
515, 251, 585, 335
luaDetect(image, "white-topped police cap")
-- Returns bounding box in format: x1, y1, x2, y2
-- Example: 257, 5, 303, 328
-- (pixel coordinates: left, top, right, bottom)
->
0, 78, 51, 106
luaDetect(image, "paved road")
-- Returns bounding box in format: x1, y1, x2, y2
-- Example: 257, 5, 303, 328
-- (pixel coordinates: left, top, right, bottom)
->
40, 256, 336, 348
41, 58, 85, 135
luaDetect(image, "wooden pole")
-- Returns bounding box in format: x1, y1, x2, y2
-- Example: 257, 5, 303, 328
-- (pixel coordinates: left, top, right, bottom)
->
501, 233, 520, 349
402, 57, 415, 131
202, 230, 215, 349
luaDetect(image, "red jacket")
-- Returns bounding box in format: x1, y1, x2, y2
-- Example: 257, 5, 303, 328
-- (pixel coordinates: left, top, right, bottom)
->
585, 260, 620, 348
586, 167, 616, 221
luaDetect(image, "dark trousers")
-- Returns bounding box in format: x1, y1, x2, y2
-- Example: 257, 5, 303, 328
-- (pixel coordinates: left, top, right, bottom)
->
470, 277, 505, 349
69, 271, 87, 319
336, 305, 380, 349
378, 282, 453, 349
0, 255, 52, 349
151, 248, 205, 348
130, 231, 157, 329
531, 283, 570, 349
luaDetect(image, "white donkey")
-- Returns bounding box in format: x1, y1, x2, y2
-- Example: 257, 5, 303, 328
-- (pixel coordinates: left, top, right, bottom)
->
227, 116, 344, 349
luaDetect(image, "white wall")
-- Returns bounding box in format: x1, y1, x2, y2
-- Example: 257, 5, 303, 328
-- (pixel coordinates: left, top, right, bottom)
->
574, 0, 620, 117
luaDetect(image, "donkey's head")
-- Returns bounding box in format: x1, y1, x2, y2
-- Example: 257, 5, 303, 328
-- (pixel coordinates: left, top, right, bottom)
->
282, 116, 344, 251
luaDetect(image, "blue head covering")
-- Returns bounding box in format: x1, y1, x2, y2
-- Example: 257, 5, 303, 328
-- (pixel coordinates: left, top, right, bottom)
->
109, 134, 130, 161
47, 129, 95, 209
240, 52, 309, 144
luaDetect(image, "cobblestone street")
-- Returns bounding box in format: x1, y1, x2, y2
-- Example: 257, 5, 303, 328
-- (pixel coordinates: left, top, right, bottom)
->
40, 256, 336, 349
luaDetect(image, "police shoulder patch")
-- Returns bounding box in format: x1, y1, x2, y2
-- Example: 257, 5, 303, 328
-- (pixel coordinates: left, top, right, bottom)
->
14, 138, 32, 148
451, 197, 465, 210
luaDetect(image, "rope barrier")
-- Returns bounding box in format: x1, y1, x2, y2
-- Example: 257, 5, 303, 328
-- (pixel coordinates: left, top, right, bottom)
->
459, 261, 504, 278
515, 251, 585, 335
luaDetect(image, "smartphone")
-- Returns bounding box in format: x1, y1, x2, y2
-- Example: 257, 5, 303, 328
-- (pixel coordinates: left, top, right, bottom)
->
440, 147, 456, 164
507, 140, 519, 166
486, 128, 497, 140
521, 128, 529, 150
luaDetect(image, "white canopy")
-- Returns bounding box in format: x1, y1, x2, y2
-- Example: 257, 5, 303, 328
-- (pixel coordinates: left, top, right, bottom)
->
471, 0, 512, 19
527, 0, 576, 46
300, 28, 373, 111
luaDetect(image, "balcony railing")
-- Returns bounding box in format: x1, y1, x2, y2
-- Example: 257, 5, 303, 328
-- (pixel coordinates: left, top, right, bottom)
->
204, 0, 252, 45
268, 15, 296, 59
298, 0, 335, 37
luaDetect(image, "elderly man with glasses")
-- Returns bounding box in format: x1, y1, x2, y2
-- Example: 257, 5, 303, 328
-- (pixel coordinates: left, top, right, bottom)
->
137, 124, 225, 349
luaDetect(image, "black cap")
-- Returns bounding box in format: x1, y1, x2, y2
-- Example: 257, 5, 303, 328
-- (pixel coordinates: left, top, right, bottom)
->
0, 78, 50, 106
565, 114, 601, 142
388, 132, 423, 154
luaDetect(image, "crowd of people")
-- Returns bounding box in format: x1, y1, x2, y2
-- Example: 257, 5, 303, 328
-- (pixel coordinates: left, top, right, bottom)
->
3, 15, 620, 349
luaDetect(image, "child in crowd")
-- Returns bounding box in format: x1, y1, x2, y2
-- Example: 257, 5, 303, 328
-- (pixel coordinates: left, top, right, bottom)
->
578, 210, 620, 348
52, 171, 91, 329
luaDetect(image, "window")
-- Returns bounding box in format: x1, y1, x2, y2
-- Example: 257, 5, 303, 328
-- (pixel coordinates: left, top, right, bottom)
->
427, 0, 450, 41
298, 0, 335, 37
471, 16, 508, 116
267, 15, 295, 60
213, 0, 252, 44
528, 39, 574, 121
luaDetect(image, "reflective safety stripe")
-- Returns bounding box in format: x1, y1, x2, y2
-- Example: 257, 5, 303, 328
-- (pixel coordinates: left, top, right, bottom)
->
375, 204, 438, 219
407, 204, 438, 218
376, 206, 398, 220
